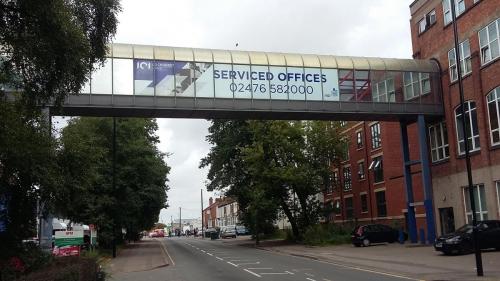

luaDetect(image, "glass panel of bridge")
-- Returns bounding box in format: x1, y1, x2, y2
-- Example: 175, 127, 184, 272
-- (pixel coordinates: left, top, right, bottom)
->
251, 65, 271, 100
232, 64, 252, 99
133, 59, 154, 96
175, 62, 195, 97
287, 67, 306, 101
305, 67, 322, 101
371, 71, 397, 103
322, 69, 339, 101
214, 64, 233, 99
113, 59, 133, 95
269, 66, 288, 100
355, 70, 370, 102
339, 69, 354, 102
90, 59, 112, 94
194, 62, 214, 98
154, 60, 176, 96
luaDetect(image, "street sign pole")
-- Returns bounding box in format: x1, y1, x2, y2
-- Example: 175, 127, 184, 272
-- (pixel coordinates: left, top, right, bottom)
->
450, 0, 483, 276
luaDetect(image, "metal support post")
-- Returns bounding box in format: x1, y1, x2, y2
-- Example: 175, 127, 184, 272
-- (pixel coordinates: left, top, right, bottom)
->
417, 115, 436, 243
400, 121, 418, 243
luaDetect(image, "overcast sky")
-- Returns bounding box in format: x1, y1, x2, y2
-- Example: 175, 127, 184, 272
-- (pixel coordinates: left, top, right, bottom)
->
110, 0, 414, 222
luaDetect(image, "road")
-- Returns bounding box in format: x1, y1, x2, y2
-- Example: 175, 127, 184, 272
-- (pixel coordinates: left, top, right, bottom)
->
111, 237, 420, 281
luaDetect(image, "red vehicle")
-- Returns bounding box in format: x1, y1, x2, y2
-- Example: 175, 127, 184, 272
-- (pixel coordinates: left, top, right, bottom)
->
149, 229, 165, 238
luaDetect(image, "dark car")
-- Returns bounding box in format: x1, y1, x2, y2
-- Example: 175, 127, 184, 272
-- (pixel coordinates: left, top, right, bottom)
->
236, 225, 249, 235
434, 220, 500, 255
351, 224, 400, 247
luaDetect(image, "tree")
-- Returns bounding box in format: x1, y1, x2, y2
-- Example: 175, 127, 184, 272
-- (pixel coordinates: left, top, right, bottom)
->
57, 117, 170, 246
0, 0, 121, 106
201, 120, 344, 241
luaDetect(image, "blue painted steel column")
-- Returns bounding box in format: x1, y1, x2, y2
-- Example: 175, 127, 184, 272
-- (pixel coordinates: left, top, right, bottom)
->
400, 121, 418, 243
417, 115, 436, 243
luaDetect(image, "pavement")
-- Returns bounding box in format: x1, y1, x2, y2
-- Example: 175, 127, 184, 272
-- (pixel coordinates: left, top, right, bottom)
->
106, 238, 169, 276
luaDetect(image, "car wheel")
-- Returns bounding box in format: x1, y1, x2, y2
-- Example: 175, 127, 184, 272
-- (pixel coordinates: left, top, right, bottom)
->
362, 238, 371, 247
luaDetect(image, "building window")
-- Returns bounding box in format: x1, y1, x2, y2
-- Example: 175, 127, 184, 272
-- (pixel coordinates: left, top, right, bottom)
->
429, 122, 450, 162
358, 162, 365, 180
448, 40, 472, 82
370, 123, 381, 149
345, 197, 354, 219
334, 199, 341, 215
343, 166, 352, 191
332, 170, 339, 191
478, 19, 499, 65
463, 184, 488, 222
487, 87, 500, 145
455, 101, 480, 155
340, 121, 347, 127
403, 72, 430, 100
372, 79, 395, 102
356, 131, 363, 149
361, 194, 368, 213
370, 156, 384, 183
418, 10, 437, 34
496, 182, 500, 218
376, 191, 387, 217
443, 0, 465, 25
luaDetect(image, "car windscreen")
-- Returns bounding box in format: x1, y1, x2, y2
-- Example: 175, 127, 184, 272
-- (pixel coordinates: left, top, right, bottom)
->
455, 224, 472, 234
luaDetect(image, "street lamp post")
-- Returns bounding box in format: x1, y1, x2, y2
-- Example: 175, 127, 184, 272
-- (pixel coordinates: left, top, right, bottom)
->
449, 0, 483, 276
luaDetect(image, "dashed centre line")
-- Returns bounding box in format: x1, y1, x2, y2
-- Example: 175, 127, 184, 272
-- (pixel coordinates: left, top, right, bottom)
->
243, 269, 262, 278
306, 278, 317, 281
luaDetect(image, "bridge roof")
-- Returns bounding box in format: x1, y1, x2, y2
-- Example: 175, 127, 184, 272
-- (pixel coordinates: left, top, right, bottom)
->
109, 43, 439, 73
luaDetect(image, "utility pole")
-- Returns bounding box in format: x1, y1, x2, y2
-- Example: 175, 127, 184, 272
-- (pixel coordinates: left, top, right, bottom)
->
450, 0, 483, 276
112, 117, 117, 258
201, 189, 204, 239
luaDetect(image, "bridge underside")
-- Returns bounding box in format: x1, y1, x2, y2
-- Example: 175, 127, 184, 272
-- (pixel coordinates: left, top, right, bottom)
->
52, 94, 444, 122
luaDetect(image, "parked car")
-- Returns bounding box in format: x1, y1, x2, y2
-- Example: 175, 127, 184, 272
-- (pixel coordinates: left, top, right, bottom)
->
236, 225, 249, 235
434, 220, 500, 255
351, 224, 400, 247
220, 228, 237, 238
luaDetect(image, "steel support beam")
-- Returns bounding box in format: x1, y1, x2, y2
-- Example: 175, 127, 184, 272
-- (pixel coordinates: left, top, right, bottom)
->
400, 121, 418, 243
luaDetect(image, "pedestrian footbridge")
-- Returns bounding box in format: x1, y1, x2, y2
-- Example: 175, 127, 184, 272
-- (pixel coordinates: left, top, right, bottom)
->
54, 43, 443, 121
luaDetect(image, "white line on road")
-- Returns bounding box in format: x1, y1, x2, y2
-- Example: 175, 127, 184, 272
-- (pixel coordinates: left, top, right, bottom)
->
260, 272, 290, 275
306, 278, 316, 281
161, 241, 175, 266
236, 262, 260, 266
285, 271, 295, 275
230, 259, 253, 262
244, 269, 262, 278
215, 257, 223, 261
200, 250, 206, 253
227, 262, 238, 267
305, 273, 315, 277
207, 253, 213, 256
247, 268, 272, 270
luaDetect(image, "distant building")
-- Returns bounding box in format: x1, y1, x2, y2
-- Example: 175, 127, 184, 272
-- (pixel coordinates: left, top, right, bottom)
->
202, 197, 222, 228
216, 198, 239, 227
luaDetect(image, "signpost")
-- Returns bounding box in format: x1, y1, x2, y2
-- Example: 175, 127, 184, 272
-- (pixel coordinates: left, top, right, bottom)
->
53, 230, 84, 256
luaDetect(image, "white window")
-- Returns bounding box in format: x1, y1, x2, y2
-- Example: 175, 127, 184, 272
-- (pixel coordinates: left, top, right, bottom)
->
448, 40, 472, 82
429, 10, 437, 25
372, 78, 395, 102
455, 101, 480, 155
487, 87, 500, 145
419, 18, 427, 34
463, 184, 488, 222
370, 123, 381, 149
429, 122, 450, 162
419, 10, 437, 34
403, 72, 430, 100
479, 19, 500, 65
443, 0, 465, 25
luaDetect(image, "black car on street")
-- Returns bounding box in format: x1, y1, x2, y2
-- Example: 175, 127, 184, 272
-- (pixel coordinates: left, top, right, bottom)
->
351, 224, 401, 247
434, 220, 500, 255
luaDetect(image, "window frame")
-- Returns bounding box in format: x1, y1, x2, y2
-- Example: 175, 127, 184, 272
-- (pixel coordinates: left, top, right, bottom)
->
370, 123, 381, 149
345, 197, 354, 219
496, 181, 500, 219
454, 101, 480, 155
358, 161, 365, 180
375, 190, 387, 218
360, 194, 368, 213
403, 72, 430, 100
343, 166, 352, 191
371, 156, 384, 183
372, 78, 395, 102
443, 0, 465, 25
428, 122, 450, 162
478, 19, 500, 65
356, 131, 363, 149
486, 87, 500, 146
448, 40, 472, 82
463, 184, 488, 223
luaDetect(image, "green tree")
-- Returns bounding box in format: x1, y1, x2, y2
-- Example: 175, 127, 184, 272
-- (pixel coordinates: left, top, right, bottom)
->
57, 117, 170, 246
201, 120, 344, 241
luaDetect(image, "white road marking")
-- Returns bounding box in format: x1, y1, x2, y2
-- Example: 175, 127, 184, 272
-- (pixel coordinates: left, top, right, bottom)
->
207, 253, 213, 256
236, 262, 260, 266
285, 271, 295, 275
230, 259, 253, 262
260, 272, 290, 275
306, 278, 317, 281
161, 241, 175, 266
247, 268, 272, 270
215, 257, 223, 261
200, 250, 206, 253
227, 262, 238, 267
244, 269, 262, 278
305, 273, 315, 277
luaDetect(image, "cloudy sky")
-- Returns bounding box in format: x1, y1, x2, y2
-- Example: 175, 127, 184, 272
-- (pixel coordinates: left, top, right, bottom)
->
110, 0, 414, 222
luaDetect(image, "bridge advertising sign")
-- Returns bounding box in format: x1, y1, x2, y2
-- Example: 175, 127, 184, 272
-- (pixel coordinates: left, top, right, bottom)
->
133, 59, 339, 101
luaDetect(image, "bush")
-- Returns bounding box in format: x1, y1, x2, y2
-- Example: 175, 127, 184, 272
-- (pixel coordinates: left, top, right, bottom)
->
303, 223, 352, 246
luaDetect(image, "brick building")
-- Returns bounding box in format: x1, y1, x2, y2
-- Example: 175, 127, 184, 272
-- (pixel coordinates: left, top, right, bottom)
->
410, 0, 500, 235
202, 197, 221, 228
326, 0, 500, 238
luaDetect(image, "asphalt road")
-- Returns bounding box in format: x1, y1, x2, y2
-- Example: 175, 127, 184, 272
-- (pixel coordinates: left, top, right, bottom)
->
112, 237, 421, 281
